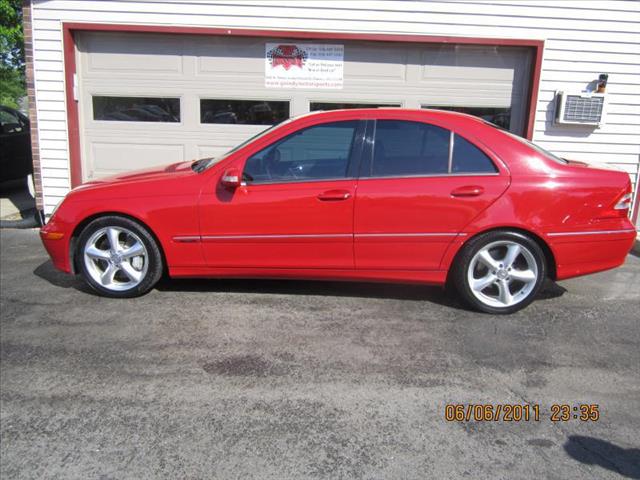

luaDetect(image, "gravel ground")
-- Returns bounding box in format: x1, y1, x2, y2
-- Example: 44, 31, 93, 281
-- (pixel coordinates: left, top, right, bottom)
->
1, 228, 639, 479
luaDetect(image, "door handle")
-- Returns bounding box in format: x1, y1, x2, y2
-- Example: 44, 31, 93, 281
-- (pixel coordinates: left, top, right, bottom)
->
317, 189, 352, 201
451, 185, 484, 197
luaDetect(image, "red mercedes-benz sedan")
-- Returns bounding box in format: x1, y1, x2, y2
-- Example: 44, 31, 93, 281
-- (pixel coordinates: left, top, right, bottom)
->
40, 109, 636, 313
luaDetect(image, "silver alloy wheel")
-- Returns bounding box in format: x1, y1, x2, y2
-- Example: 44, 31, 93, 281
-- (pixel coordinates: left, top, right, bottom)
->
467, 240, 538, 309
83, 226, 148, 292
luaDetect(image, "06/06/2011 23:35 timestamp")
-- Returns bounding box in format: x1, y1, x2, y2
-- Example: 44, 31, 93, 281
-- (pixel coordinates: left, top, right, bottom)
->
444, 404, 600, 422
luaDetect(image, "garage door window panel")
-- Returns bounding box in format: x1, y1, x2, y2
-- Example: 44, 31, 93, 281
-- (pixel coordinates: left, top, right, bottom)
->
243, 121, 360, 184
92, 96, 180, 123
424, 106, 512, 131
368, 120, 450, 178
310, 102, 401, 111
201, 99, 289, 125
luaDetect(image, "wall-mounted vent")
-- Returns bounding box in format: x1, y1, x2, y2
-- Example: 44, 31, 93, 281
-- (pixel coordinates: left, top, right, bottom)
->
555, 91, 606, 126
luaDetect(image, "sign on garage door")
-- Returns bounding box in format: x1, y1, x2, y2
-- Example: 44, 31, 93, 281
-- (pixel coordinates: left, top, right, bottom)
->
265, 43, 344, 89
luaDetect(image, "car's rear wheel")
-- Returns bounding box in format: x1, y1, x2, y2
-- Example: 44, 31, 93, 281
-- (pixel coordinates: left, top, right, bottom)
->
453, 231, 546, 314
76, 216, 163, 297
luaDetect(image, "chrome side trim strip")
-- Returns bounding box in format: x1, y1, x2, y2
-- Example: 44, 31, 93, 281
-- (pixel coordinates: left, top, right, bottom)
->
176, 232, 467, 242
245, 177, 356, 186
357, 172, 500, 180
356, 232, 463, 237
546, 229, 636, 237
201, 234, 352, 240
173, 236, 201, 243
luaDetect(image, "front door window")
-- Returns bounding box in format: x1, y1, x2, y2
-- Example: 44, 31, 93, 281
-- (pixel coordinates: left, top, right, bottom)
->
243, 121, 359, 184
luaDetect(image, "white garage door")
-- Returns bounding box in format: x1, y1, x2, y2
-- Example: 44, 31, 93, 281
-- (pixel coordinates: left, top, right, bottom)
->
76, 31, 532, 180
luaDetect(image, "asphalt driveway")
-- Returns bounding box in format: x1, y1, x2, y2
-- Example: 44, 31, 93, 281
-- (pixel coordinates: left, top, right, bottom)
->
1, 228, 639, 479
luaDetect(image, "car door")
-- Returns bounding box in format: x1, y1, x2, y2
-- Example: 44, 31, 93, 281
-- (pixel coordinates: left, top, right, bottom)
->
354, 119, 510, 270
0, 107, 31, 181
198, 120, 365, 269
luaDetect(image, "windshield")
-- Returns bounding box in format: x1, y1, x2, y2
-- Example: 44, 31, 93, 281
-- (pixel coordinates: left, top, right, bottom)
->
192, 120, 292, 173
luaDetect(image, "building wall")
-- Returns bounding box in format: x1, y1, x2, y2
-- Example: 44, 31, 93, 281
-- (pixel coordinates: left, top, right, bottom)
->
30, 0, 640, 215
22, 0, 44, 211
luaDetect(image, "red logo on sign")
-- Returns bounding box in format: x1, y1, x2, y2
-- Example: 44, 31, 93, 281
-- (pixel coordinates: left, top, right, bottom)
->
267, 44, 308, 70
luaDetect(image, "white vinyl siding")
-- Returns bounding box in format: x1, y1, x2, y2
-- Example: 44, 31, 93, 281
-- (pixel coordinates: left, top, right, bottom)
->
30, 0, 640, 216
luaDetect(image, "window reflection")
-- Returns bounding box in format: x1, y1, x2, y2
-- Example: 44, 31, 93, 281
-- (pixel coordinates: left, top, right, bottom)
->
310, 102, 400, 111
201, 99, 289, 125
93, 96, 180, 122
423, 106, 511, 130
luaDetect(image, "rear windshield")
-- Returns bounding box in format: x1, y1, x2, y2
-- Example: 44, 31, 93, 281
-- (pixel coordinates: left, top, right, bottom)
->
501, 129, 568, 165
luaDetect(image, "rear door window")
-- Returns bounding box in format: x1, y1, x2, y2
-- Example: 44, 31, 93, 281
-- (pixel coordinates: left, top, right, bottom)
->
367, 120, 450, 177
452, 134, 497, 173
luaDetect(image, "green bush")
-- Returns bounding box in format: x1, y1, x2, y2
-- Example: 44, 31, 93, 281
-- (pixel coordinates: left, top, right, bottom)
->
0, 0, 26, 108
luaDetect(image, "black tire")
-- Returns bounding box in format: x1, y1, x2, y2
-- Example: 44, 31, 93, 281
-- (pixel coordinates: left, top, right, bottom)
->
452, 230, 547, 314
75, 215, 163, 298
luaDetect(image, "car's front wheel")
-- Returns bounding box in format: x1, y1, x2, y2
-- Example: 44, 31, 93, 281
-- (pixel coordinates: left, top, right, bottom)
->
76, 216, 163, 297
453, 231, 546, 314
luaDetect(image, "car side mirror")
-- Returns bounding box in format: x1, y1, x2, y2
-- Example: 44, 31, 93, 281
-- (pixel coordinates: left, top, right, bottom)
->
221, 168, 242, 189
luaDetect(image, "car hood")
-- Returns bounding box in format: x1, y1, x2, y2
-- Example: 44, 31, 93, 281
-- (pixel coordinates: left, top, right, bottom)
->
82, 161, 196, 186
67, 160, 201, 201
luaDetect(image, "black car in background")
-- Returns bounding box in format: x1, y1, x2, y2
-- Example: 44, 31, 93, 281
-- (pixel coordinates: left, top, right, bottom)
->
0, 105, 32, 182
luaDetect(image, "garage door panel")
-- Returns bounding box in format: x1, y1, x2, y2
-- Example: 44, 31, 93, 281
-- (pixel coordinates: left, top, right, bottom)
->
421, 45, 527, 70
344, 45, 408, 82
195, 37, 264, 77
82, 33, 184, 76
84, 129, 187, 141
419, 85, 518, 102
196, 127, 267, 141
90, 142, 186, 179
421, 65, 516, 83
197, 145, 234, 159
419, 46, 531, 114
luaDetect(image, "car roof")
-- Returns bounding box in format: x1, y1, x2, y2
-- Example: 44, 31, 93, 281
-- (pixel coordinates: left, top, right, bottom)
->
293, 107, 490, 127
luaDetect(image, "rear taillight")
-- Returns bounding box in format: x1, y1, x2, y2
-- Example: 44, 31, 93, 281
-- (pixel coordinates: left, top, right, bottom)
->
614, 192, 632, 211
596, 189, 633, 219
